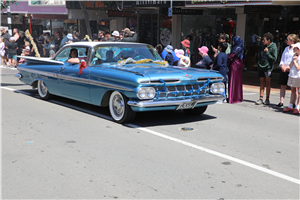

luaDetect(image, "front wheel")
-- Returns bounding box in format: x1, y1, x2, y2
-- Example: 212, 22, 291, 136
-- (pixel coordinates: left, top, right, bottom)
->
109, 91, 136, 123
183, 105, 207, 116
37, 80, 51, 100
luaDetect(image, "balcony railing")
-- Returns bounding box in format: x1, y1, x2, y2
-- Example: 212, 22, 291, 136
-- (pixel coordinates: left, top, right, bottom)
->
29, 0, 65, 6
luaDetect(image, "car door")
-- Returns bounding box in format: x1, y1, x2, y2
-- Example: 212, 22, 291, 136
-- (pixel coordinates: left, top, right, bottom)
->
54, 46, 91, 103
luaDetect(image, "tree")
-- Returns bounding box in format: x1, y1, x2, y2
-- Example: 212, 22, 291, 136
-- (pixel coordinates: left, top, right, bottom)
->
1, 0, 17, 10
79, 1, 92, 38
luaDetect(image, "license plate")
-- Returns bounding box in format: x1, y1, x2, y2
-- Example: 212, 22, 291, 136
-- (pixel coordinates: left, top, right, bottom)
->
177, 102, 197, 110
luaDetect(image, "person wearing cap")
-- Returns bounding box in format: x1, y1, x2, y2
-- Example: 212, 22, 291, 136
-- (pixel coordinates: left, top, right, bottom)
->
109, 31, 120, 42
6, 37, 17, 68
255, 32, 277, 105
121, 28, 137, 43
181, 39, 190, 58
283, 42, 300, 114
161, 46, 179, 64
195, 46, 213, 70
276, 34, 299, 108
164, 45, 173, 65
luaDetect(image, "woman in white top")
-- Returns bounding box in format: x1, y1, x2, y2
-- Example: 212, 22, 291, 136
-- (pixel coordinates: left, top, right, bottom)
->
283, 42, 300, 114
277, 34, 299, 107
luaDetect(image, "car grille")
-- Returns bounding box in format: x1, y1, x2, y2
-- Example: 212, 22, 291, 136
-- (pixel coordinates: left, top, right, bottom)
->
155, 83, 209, 98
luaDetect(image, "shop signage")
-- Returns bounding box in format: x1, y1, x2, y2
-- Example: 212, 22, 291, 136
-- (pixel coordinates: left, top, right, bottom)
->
66, 1, 115, 9
135, 0, 170, 7
32, 14, 68, 20
19, 18, 41, 24
246, 6, 282, 14
108, 11, 136, 17
66, 0, 170, 10
2, 1, 68, 14
186, 1, 272, 7
172, 8, 203, 15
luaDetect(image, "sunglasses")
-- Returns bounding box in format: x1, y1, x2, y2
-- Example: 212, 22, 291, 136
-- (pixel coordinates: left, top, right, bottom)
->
286, 38, 293, 41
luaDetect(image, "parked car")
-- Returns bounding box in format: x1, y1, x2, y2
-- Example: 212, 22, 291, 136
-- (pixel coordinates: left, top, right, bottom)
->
16, 42, 225, 123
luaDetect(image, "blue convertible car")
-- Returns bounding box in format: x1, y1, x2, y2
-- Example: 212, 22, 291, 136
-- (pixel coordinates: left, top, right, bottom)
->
16, 42, 225, 123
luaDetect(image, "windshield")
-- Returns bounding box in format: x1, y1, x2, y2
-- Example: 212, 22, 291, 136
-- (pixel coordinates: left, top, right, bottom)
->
91, 44, 163, 66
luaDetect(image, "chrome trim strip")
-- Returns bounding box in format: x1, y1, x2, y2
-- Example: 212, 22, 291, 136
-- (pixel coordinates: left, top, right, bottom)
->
89, 79, 134, 91
139, 78, 182, 85
14, 73, 22, 79
197, 77, 223, 82
18, 67, 134, 91
18, 67, 59, 78
127, 95, 224, 107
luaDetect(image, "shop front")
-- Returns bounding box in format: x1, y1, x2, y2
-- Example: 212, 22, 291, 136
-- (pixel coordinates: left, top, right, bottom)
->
244, 5, 300, 71
173, 0, 300, 70
1, 1, 68, 36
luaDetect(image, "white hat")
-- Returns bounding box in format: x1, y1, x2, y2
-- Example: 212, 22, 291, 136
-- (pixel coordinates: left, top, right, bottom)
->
67, 33, 73, 40
174, 49, 184, 58
164, 45, 173, 53
292, 43, 300, 49
178, 56, 190, 68
112, 31, 120, 37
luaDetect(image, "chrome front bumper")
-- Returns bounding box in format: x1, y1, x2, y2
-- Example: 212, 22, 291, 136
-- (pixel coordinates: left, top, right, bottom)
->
127, 94, 224, 107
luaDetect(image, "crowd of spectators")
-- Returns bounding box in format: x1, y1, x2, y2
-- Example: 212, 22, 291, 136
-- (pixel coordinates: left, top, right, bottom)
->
0, 27, 138, 68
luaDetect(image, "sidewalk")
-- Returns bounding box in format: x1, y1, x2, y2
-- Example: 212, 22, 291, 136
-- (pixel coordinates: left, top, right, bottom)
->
242, 70, 283, 92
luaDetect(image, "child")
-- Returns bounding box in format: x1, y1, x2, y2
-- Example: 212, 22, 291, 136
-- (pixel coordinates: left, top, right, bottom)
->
21, 41, 30, 56
6, 37, 17, 68
49, 44, 55, 58
164, 45, 173, 65
181, 39, 190, 58
283, 42, 300, 114
178, 56, 190, 68
212, 42, 228, 101
0, 37, 6, 66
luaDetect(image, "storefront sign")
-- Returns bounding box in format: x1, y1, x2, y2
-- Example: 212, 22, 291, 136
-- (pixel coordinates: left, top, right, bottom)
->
135, 0, 170, 7
19, 18, 41, 24
108, 11, 136, 17
32, 14, 68, 20
172, 8, 203, 15
66, 1, 114, 9
2, 1, 68, 14
186, 1, 272, 7
246, 6, 282, 14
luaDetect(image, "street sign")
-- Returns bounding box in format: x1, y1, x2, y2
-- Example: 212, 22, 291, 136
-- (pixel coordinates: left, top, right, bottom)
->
168, 7, 172, 17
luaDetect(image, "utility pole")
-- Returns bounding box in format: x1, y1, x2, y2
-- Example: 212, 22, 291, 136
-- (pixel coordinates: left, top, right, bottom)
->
7, 5, 12, 36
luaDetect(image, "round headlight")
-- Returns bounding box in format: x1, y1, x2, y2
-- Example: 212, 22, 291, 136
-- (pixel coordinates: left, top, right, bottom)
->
138, 87, 156, 99
146, 88, 156, 98
210, 82, 225, 94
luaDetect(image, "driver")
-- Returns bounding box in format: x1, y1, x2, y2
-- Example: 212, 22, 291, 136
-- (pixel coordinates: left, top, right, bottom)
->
106, 50, 116, 62
67, 48, 80, 64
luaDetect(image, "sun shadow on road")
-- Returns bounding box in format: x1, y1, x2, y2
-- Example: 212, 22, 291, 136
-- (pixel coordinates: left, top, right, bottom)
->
132, 110, 216, 127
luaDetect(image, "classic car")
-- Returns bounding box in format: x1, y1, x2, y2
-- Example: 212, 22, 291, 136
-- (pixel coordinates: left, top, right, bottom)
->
16, 42, 225, 123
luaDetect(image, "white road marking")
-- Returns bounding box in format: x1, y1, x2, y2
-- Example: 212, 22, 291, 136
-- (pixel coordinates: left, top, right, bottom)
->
243, 93, 257, 95
1, 86, 33, 96
0, 66, 17, 70
2, 86, 300, 185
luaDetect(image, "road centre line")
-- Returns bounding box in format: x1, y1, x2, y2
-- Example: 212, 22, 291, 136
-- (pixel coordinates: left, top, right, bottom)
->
2, 86, 300, 185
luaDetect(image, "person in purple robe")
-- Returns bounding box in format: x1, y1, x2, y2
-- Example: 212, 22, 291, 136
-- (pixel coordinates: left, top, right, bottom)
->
227, 36, 244, 104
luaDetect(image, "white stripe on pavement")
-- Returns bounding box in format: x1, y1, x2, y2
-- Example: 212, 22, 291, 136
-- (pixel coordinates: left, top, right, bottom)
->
2, 86, 300, 185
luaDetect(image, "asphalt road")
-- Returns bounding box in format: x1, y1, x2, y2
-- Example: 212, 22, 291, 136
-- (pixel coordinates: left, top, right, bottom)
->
1, 66, 299, 199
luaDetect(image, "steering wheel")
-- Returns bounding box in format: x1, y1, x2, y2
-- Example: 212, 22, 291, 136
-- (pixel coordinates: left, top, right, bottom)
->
134, 55, 146, 60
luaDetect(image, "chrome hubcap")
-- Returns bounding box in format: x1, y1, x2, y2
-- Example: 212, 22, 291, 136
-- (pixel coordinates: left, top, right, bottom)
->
39, 81, 48, 97
112, 94, 124, 117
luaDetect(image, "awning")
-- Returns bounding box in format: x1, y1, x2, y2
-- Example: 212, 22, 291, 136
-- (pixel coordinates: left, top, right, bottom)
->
2, 1, 68, 14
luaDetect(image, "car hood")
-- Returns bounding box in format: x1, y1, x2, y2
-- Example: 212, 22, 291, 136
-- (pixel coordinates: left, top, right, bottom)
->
113, 64, 222, 81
